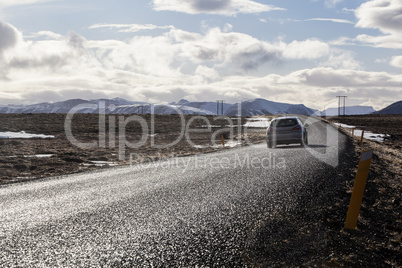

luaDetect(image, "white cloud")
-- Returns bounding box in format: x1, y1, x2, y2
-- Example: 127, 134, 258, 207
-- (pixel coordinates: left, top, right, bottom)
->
89, 23, 175, 33
357, 33, 402, 49
0, 21, 400, 110
282, 39, 330, 60
171, 27, 284, 71
304, 18, 353, 24
348, 0, 402, 48
334, 0, 402, 49
25, 31, 63, 40
152, 0, 284, 16
319, 49, 362, 70
390, 55, 402, 68
355, 0, 402, 34
0, 21, 21, 53
332, 34, 402, 49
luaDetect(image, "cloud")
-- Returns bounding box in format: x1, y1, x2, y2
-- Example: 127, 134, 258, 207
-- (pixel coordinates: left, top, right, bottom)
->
332, 33, 402, 49
355, 0, 402, 34
171, 27, 285, 71
89, 23, 175, 33
0, 21, 20, 53
354, 34, 402, 49
292, 67, 401, 88
282, 39, 330, 60
172, 28, 330, 72
319, 49, 362, 70
25, 31, 63, 40
390, 55, 402, 68
1, 27, 96, 81
193, 0, 230, 11
195, 65, 220, 83
334, 0, 402, 49
152, 0, 284, 16
0, 21, 400, 110
304, 18, 353, 24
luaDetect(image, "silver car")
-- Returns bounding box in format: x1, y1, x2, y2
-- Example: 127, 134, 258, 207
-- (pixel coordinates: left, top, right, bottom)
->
266, 117, 308, 148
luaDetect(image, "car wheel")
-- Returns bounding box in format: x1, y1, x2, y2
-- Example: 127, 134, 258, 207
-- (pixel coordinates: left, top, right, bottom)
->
302, 133, 308, 146
267, 141, 273, 148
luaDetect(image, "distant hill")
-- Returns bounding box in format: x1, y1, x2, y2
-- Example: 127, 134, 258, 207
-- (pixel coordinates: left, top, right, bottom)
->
0, 98, 145, 114
0, 98, 215, 115
170, 99, 231, 115
0, 97, 316, 116
374, 101, 402, 114
319, 106, 376, 116
224, 98, 316, 116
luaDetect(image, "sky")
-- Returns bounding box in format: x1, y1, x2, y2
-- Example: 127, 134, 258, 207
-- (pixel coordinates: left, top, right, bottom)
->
0, 0, 401, 110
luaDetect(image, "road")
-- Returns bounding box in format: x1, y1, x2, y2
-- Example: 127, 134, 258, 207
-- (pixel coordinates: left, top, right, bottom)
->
0, 117, 351, 266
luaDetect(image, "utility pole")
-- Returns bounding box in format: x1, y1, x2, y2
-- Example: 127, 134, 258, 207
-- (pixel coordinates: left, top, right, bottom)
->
336, 96, 347, 116
216, 100, 224, 115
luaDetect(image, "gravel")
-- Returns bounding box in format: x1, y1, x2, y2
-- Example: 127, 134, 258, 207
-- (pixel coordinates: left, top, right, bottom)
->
2, 117, 390, 266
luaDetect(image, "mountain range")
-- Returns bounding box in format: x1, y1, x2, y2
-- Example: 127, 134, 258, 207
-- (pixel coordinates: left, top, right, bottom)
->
0, 98, 317, 116
2, 98, 400, 116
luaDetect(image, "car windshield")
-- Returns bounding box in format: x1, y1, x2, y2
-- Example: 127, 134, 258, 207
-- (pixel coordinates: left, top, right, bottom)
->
276, 119, 298, 127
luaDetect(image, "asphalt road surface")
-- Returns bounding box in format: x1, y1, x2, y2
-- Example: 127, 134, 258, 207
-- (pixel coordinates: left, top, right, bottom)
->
0, 117, 351, 266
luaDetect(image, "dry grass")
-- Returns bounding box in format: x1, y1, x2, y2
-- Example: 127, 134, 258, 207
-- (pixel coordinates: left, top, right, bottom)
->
329, 115, 401, 266
0, 114, 266, 184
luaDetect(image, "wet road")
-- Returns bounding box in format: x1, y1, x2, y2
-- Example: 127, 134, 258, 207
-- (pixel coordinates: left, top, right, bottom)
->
0, 117, 348, 266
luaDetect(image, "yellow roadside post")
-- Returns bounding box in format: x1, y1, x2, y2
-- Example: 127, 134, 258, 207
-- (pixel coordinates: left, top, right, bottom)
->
344, 149, 373, 230
360, 130, 365, 145
221, 135, 225, 147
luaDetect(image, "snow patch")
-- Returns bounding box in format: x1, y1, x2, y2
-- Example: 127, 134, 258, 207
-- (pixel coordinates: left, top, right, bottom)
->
24, 154, 54, 158
334, 123, 390, 142
83, 161, 118, 167
244, 118, 271, 128
0, 131, 55, 139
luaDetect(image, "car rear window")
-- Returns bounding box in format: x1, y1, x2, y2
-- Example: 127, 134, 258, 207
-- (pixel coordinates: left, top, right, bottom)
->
276, 119, 298, 127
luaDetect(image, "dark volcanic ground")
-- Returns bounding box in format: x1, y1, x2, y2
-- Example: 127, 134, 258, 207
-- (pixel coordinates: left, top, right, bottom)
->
0, 114, 262, 183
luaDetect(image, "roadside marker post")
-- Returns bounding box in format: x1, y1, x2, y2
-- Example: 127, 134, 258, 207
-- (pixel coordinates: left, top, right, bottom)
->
360, 130, 365, 145
352, 128, 355, 136
344, 149, 373, 230
221, 135, 225, 147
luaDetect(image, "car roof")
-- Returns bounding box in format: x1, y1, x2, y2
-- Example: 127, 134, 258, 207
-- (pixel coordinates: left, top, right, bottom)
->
272, 116, 299, 121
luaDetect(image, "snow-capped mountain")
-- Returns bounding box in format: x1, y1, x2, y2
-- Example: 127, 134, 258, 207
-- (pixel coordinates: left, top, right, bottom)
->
224, 98, 316, 116
319, 106, 376, 116
0, 98, 144, 114
108, 104, 214, 115
374, 101, 402, 114
170, 99, 231, 115
0, 97, 316, 116
0, 98, 214, 115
